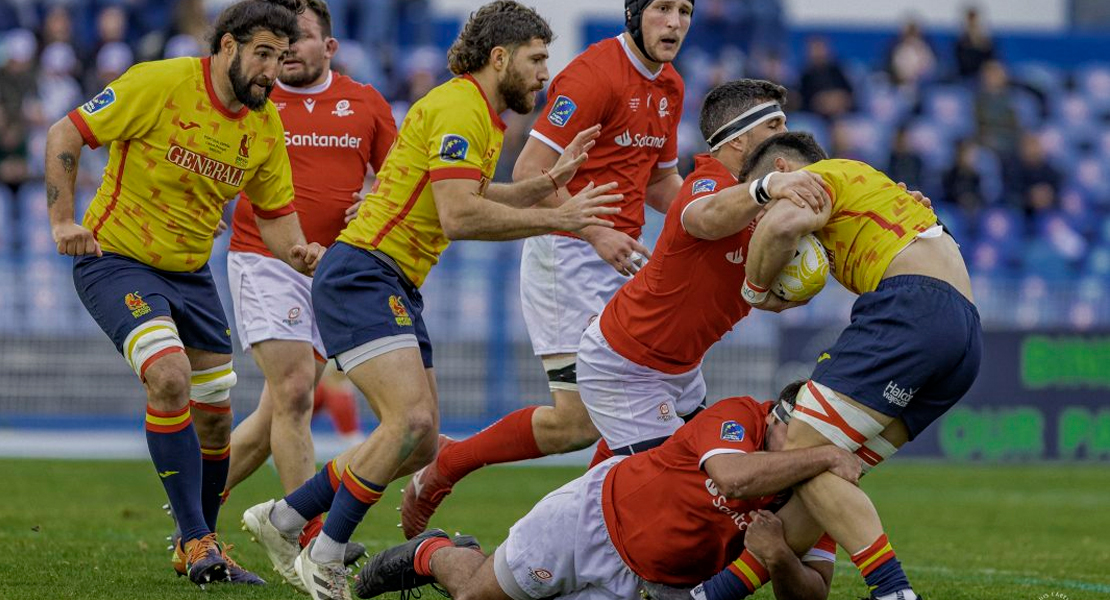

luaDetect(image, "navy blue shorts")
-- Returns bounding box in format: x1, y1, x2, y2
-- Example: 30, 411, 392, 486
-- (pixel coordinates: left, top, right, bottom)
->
312, 242, 433, 368
811, 275, 982, 440
72, 253, 232, 355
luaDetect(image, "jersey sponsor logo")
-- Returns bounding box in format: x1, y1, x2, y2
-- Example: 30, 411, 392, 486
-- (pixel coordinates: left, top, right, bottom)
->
304, 98, 316, 113
613, 129, 667, 149
720, 420, 746, 442
332, 99, 354, 117
389, 295, 413, 326
165, 144, 246, 187
284, 131, 364, 149
547, 95, 577, 127
438, 134, 470, 162
125, 292, 152, 318
725, 248, 744, 264
705, 477, 755, 531
80, 87, 116, 115
692, 179, 717, 195
883, 380, 917, 407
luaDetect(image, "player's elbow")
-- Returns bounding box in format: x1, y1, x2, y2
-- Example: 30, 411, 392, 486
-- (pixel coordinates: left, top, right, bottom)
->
716, 472, 764, 499
47, 117, 82, 148
438, 210, 470, 241
764, 206, 817, 241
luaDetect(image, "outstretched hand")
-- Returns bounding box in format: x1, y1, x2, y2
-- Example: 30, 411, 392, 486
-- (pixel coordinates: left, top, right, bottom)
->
553, 181, 622, 232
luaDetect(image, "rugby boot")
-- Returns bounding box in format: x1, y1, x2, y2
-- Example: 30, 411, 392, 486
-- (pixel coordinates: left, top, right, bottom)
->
183, 533, 229, 586
399, 435, 456, 539
242, 499, 307, 592
296, 539, 354, 600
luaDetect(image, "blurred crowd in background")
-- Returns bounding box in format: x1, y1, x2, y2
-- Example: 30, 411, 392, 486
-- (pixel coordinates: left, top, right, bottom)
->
2, 0, 1109, 333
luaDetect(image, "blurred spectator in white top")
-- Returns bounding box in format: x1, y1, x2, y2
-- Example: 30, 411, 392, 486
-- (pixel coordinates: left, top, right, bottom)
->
87, 42, 133, 96
887, 19, 936, 90
955, 6, 996, 80
799, 36, 854, 121
38, 41, 83, 125
0, 29, 39, 127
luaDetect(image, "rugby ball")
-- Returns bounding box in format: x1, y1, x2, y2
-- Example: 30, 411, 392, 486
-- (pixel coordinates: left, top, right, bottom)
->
772, 234, 829, 302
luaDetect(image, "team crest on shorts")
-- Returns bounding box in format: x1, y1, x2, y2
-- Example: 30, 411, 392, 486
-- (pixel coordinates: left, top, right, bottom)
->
125, 292, 152, 318
389, 295, 413, 326
720, 420, 745, 442
528, 567, 553, 583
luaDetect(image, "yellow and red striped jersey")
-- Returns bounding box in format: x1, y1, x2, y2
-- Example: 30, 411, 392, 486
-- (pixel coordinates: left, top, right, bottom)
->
804, 159, 937, 295
337, 75, 505, 287
69, 56, 294, 272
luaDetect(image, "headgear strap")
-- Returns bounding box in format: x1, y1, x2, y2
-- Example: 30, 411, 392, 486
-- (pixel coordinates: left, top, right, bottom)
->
707, 101, 785, 151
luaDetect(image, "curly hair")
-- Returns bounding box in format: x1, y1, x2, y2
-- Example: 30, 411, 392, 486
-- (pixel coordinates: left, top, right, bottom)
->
447, 1, 553, 75
209, 0, 304, 55
698, 79, 787, 144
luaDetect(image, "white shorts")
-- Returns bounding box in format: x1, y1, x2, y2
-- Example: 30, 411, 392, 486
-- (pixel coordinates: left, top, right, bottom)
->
494, 458, 640, 600
227, 251, 324, 357
577, 318, 707, 450
519, 235, 631, 356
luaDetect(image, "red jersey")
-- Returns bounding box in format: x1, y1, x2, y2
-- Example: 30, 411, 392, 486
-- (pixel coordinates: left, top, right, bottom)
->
230, 71, 397, 255
602, 397, 786, 585
600, 154, 753, 374
530, 36, 683, 240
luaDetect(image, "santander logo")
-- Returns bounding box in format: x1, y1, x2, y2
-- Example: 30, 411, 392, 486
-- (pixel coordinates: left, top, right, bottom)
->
613, 129, 667, 149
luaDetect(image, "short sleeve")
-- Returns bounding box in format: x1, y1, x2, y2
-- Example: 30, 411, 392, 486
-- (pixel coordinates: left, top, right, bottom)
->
678, 176, 735, 234
690, 398, 763, 468
530, 63, 610, 153
424, 100, 488, 183
366, 88, 398, 173
242, 123, 295, 218
67, 62, 168, 149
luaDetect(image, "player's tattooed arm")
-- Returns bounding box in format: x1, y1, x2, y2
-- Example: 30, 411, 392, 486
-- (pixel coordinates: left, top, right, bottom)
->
45, 116, 100, 256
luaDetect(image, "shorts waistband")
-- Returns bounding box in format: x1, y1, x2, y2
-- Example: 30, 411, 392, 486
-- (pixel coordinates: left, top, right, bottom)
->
876, 275, 979, 313
339, 242, 416, 290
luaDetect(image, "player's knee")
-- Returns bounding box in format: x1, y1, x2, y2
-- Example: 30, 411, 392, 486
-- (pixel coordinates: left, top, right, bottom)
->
270, 370, 316, 416
191, 362, 237, 405
543, 355, 578, 394
144, 362, 191, 405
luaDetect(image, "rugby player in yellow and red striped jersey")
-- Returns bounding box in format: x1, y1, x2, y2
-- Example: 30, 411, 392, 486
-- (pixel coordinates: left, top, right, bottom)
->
44, 0, 324, 587
242, 3, 622, 599
736, 132, 980, 600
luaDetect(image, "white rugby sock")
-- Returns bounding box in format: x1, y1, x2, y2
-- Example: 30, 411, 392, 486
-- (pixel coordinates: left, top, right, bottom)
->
874, 590, 917, 600
270, 499, 308, 536
309, 532, 347, 565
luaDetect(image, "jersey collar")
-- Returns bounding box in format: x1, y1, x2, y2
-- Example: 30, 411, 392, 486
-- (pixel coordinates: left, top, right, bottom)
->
694, 153, 739, 182
201, 56, 250, 120
276, 70, 334, 95
462, 73, 507, 132
617, 34, 663, 81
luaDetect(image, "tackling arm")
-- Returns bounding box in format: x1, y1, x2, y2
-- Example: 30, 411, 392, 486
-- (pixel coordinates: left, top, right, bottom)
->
703, 445, 859, 500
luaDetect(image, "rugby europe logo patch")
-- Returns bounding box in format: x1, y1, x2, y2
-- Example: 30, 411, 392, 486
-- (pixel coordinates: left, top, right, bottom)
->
692, 179, 718, 195
439, 134, 470, 162
547, 95, 577, 127
720, 420, 745, 442
81, 87, 116, 115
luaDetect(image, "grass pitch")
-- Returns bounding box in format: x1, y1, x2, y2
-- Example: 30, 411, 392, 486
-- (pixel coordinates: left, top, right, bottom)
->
0, 459, 1107, 599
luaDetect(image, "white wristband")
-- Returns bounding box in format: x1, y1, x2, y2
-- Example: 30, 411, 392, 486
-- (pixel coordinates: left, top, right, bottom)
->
741, 279, 769, 305
748, 172, 776, 206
